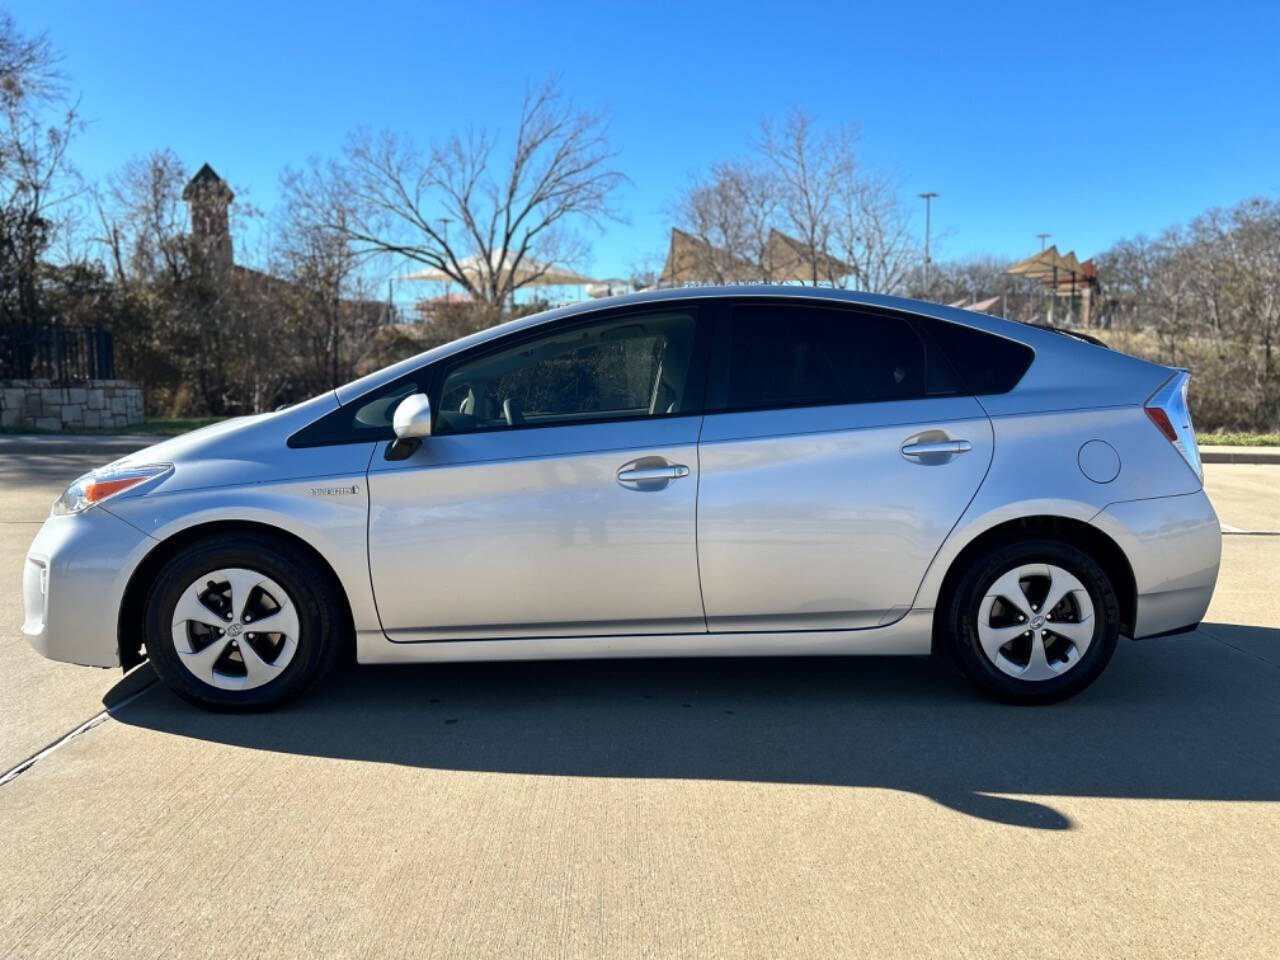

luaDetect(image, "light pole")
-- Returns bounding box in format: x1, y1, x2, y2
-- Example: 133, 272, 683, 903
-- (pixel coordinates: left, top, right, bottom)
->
1037, 232, 1051, 251
918, 192, 938, 296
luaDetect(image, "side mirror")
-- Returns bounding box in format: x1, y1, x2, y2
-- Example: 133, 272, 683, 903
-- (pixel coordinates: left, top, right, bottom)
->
387, 392, 432, 461
393, 392, 433, 439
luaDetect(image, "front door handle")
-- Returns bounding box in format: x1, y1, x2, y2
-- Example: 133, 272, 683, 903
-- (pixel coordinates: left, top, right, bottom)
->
901, 439, 972, 458
617, 464, 690, 484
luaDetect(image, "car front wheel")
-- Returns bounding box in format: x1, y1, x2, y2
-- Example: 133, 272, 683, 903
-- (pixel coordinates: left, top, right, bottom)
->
946, 539, 1121, 704
144, 534, 341, 710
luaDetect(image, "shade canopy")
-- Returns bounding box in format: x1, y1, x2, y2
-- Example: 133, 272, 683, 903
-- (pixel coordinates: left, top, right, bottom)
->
1006, 245, 1093, 283
1007, 246, 1100, 299
401, 251, 598, 288
585, 278, 632, 299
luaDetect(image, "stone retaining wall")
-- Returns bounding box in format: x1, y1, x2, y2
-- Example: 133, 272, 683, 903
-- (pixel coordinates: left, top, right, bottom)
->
0, 379, 145, 431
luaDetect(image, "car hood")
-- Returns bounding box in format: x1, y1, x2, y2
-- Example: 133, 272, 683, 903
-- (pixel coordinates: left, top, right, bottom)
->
109, 414, 270, 468
102, 390, 375, 499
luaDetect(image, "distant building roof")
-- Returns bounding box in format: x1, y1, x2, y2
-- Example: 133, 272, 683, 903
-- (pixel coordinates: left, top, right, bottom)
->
659, 227, 853, 285
659, 228, 758, 285
182, 162, 234, 202
765, 229, 852, 282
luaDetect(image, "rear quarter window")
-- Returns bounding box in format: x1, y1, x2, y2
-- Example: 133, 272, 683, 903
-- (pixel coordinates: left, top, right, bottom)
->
919, 317, 1035, 395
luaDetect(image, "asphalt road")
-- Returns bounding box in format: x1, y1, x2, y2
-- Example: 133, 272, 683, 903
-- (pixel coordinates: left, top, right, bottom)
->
1, 455, 1277, 958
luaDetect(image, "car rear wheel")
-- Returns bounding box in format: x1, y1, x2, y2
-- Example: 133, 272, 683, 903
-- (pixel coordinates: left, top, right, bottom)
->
946, 539, 1120, 704
144, 534, 341, 710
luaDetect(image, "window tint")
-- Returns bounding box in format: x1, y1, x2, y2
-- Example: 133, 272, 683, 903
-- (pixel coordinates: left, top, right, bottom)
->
712, 305, 952, 411
433, 310, 697, 435
919, 317, 1035, 395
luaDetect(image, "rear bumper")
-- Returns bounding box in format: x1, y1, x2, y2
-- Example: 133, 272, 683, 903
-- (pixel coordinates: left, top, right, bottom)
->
23, 506, 154, 668
1092, 489, 1221, 639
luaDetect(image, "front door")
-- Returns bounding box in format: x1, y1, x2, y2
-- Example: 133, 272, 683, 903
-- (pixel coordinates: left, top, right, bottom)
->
696, 301, 994, 632
367, 306, 707, 642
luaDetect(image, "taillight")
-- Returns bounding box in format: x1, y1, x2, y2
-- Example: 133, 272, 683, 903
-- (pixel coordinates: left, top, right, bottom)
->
1144, 406, 1177, 443
1144, 371, 1202, 480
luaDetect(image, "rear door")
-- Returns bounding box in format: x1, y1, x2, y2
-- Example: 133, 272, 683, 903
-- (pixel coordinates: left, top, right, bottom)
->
696, 301, 993, 632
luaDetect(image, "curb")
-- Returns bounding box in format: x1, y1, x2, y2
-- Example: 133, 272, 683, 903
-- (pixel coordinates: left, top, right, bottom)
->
1199, 448, 1280, 465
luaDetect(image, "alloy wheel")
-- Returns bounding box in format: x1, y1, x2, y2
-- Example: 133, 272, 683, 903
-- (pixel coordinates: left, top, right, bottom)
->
170, 567, 300, 691
976, 562, 1095, 681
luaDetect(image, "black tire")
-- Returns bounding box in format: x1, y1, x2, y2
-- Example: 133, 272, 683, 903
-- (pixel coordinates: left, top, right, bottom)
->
144, 533, 343, 711
944, 538, 1120, 705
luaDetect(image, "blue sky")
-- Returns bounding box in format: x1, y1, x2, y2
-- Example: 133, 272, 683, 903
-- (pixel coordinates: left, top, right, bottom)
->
16, 0, 1280, 281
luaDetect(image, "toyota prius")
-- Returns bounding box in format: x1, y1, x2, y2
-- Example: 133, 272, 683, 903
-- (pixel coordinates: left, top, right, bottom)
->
23, 288, 1220, 709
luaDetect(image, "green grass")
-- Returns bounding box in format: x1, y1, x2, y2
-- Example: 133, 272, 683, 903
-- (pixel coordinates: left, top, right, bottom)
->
1198, 432, 1280, 447
133, 417, 227, 436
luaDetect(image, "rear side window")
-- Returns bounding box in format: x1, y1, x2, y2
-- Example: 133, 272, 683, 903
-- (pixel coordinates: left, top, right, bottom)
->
919, 317, 1034, 395
709, 304, 956, 412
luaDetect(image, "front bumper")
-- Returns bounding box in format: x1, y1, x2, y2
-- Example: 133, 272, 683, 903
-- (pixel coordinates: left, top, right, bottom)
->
1093, 489, 1222, 639
23, 506, 155, 668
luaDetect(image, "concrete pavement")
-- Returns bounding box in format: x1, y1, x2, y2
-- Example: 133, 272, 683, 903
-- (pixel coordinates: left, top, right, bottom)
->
0, 455, 149, 773
1, 456, 1277, 958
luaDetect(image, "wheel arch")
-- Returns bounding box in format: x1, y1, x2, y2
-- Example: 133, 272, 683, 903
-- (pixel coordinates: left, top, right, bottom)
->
117, 519, 356, 670
928, 514, 1137, 652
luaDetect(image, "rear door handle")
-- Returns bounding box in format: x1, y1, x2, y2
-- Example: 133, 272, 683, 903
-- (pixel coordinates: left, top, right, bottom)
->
901, 439, 971, 457
617, 464, 690, 485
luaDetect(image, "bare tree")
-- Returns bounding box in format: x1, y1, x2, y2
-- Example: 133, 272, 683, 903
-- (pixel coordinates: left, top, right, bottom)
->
0, 13, 82, 328
831, 170, 916, 293
670, 107, 915, 291
1228, 198, 1280, 376
95, 151, 259, 417
1094, 200, 1280, 431
298, 78, 624, 311
275, 169, 385, 393
671, 161, 778, 281
759, 108, 852, 285
627, 248, 666, 292
96, 148, 189, 284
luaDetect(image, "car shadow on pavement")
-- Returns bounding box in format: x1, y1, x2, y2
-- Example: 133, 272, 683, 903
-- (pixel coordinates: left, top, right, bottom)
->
110, 623, 1280, 831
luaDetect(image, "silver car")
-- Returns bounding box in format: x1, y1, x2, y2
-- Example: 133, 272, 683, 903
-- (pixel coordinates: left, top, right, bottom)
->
23, 288, 1220, 709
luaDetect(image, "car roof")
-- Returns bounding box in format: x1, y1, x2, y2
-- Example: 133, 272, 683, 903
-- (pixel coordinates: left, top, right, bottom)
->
334, 285, 1169, 413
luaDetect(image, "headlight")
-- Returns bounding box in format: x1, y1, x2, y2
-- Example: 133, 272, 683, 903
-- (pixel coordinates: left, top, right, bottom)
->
52, 463, 173, 516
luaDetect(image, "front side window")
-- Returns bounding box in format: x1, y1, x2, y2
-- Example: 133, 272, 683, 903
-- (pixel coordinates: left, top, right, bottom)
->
434, 310, 698, 435
710, 304, 954, 412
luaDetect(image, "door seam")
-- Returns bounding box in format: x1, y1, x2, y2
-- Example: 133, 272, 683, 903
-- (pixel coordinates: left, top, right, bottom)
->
694, 413, 709, 631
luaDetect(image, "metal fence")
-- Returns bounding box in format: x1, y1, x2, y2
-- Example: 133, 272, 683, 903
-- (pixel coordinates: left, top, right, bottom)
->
0, 322, 115, 381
